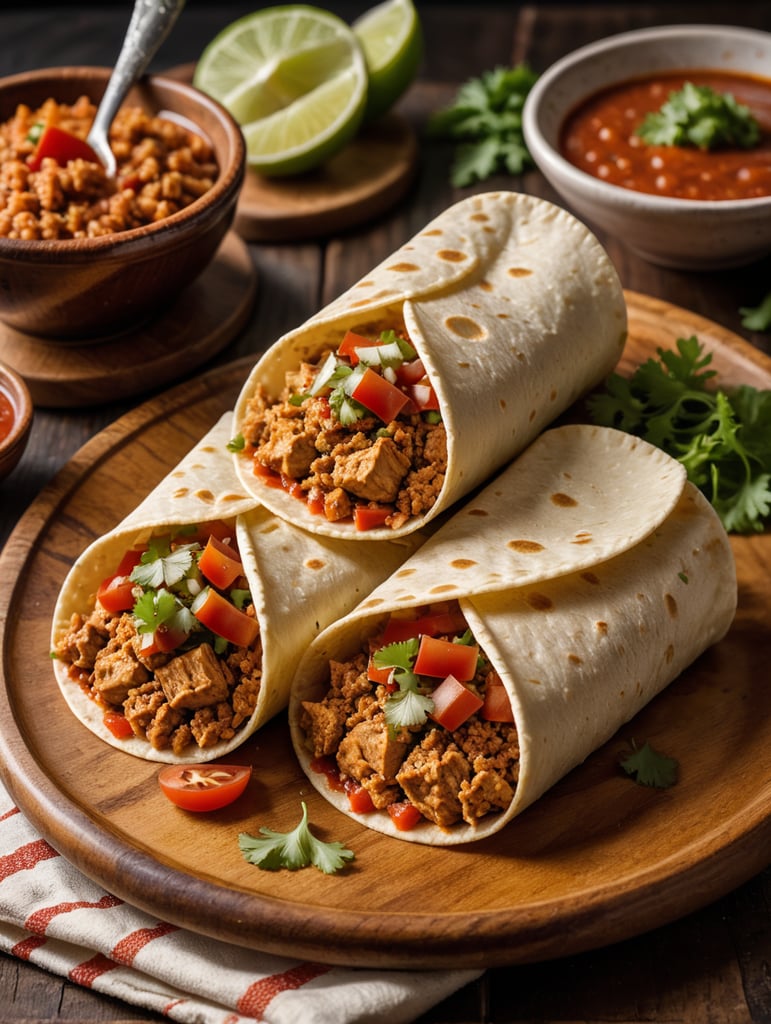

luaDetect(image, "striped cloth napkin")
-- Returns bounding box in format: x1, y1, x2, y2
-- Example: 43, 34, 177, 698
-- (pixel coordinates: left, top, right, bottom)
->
0, 780, 480, 1023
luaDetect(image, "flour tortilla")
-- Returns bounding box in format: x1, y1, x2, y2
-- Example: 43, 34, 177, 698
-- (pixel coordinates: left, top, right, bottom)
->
233, 191, 627, 539
51, 415, 423, 763
289, 425, 737, 843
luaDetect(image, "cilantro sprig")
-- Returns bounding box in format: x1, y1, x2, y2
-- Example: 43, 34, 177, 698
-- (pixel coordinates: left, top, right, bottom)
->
636, 82, 760, 150
740, 292, 771, 333
620, 740, 679, 789
130, 538, 198, 589
373, 638, 435, 731
588, 335, 771, 533
427, 64, 538, 187
238, 802, 354, 874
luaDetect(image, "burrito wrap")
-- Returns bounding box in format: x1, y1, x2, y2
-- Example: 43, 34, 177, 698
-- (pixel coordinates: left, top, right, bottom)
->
52, 415, 422, 763
233, 191, 627, 538
289, 425, 737, 844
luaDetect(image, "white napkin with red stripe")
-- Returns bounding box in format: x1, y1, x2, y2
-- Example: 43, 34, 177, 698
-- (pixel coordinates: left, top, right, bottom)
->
0, 781, 480, 1023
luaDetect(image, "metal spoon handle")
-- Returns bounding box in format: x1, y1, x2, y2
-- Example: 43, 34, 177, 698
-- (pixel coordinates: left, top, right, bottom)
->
87, 0, 187, 174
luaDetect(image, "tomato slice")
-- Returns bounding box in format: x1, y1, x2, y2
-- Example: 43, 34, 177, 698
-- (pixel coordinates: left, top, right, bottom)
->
387, 801, 423, 831
351, 367, 410, 422
429, 674, 483, 731
395, 357, 426, 386
192, 587, 259, 647
367, 654, 395, 688
354, 505, 392, 531
198, 534, 243, 589
481, 675, 515, 723
414, 635, 478, 682
337, 329, 373, 365
158, 764, 251, 812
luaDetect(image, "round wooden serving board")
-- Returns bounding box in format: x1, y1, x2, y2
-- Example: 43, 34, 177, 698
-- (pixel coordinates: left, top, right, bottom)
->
0, 231, 256, 408
0, 292, 769, 970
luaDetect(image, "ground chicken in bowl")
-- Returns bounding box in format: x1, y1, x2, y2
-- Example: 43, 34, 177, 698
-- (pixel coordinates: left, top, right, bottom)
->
0, 95, 217, 240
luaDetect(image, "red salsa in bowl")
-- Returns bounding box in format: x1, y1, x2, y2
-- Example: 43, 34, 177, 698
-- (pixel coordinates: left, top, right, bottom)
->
560, 70, 771, 201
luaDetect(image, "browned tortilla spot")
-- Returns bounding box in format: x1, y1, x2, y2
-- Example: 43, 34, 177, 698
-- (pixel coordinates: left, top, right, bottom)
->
665, 644, 675, 662
446, 315, 486, 341
665, 594, 678, 618
508, 267, 533, 277
508, 539, 545, 553
550, 492, 578, 507
528, 678, 543, 686
468, 508, 489, 517
355, 279, 375, 288
568, 653, 582, 665
526, 592, 554, 611
172, 487, 189, 498
223, 493, 248, 503
429, 584, 459, 594
479, 280, 493, 291
396, 567, 416, 577
581, 572, 600, 585
194, 490, 215, 503
497, 312, 510, 319
596, 620, 608, 634
436, 249, 467, 262
388, 262, 420, 272
572, 532, 592, 545
421, 229, 442, 236
360, 597, 386, 608
470, 213, 490, 222
450, 558, 476, 569
305, 559, 326, 570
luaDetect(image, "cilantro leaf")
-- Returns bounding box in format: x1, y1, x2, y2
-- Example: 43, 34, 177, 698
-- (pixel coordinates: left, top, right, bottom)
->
427, 64, 538, 187
238, 802, 354, 874
373, 637, 419, 672
740, 291, 771, 333
130, 540, 198, 589
637, 81, 760, 150
133, 589, 197, 636
587, 335, 771, 533
227, 433, 245, 453
620, 740, 679, 789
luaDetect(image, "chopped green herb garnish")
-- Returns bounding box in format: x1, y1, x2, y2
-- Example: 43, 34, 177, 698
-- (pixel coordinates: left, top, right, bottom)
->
740, 292, 771, 333
130, 540, 198, 589
226, 433, 245, 453
133, 589, 197, 637
238, 802, 354, 874
636, 82, 760, 150
427, 64, 538, 187
620, 740, 679, 789
588, 335, 771, 533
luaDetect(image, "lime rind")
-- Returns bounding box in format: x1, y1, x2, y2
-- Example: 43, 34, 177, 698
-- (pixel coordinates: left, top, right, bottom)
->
353, 0, 423, 121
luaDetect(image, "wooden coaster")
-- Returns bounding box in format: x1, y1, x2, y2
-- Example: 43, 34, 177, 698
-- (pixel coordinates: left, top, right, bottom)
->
234, 112, 419, 242
0, 231, 256, 409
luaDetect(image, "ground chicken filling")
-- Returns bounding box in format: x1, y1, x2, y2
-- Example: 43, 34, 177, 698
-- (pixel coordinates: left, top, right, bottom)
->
54, 522, 261, 756
300, 601, 520, 830
240, 324, 447, 531
0, 95, 217, 240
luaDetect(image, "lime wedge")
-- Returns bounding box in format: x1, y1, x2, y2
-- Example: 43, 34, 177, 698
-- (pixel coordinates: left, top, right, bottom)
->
353, 0, 423, 122
194, 5, 368, 176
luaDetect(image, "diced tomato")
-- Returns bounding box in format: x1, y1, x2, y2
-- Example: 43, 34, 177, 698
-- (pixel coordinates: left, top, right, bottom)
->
367, 654, 395, 688
387, 801, 423, 831
351, 367, 410, 422
307, 486, 325, 516
406, 381, 440, 412
192, 587, 259, 647
287, 479, 305, 501
198, 534, 243, 590
395, 357, 426, 386
344, 779, 375, 814
27, 124, 101, 172
185, 519, 236, 545
354, 504, 392, 531
337, 329, 373, 364
115, 548, 144, 576
153, 621, 189, 653
481, 675, 515, 723
137, 632, 160, 658
157, 764, 251, 812
103, 711, 134, 740
429, 674, 483, 731
414, 635, 478, 682
96, 573, 137, 614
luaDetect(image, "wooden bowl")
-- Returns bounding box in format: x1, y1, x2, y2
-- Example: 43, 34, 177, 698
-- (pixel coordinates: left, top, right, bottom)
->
0, 361, 32, 480
0, 67, 246, 339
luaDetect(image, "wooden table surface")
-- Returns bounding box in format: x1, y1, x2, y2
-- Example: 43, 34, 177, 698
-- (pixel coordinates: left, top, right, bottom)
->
1, 3, 770, 1022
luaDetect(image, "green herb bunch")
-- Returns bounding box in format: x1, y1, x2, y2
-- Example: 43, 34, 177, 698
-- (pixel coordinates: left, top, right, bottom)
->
427, 64, 538, 187
588, 335, 771, 534
636, 82, 760, 150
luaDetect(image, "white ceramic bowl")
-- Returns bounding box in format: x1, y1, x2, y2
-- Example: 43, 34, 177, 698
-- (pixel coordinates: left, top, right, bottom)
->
522, 25, 771, 270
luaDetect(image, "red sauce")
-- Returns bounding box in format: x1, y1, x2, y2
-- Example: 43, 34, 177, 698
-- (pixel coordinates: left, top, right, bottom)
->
560, 69, 771, 201
0, 388, 14, 445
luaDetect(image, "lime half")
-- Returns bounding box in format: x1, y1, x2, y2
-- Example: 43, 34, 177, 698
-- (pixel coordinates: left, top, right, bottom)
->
353, 0, 423, 122
194, 5, 368, 176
